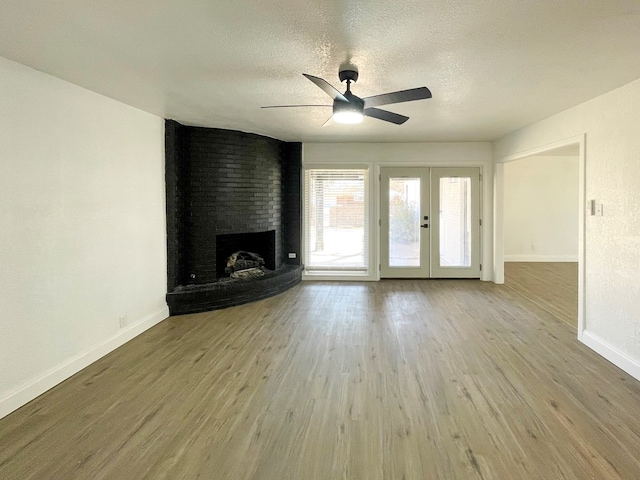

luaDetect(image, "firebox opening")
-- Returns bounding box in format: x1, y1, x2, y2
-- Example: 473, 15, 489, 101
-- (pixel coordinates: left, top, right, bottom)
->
216, 230, 276, 278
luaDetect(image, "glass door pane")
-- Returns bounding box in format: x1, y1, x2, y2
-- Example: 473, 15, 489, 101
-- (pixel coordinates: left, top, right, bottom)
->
380, 167, 430, 278
389, 177, 420, 266
430, 167, 481, 278
439, 177, 471, 267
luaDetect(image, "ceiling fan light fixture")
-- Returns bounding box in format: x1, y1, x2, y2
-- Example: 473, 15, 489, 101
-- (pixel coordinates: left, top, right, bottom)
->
332, 100, 363, 124
333, 110, 363, 124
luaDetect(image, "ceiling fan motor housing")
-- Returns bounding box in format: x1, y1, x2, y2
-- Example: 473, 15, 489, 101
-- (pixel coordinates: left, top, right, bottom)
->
333, 90, 364, 123
334, 91, 363, 111
334, 71, 364, 122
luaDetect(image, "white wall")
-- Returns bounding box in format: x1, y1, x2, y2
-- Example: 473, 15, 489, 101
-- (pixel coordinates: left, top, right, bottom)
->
495, 78, 640, 381
0, 57, 168, 418
504, 155, 579, 261
303, 142, 494, 281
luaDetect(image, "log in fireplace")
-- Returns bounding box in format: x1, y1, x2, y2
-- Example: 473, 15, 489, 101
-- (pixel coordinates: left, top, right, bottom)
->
216, 231, 276, 278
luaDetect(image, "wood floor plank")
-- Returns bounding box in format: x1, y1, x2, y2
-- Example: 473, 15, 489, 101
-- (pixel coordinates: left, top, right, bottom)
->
1, 279, 639, 479
504, 262, 578, 328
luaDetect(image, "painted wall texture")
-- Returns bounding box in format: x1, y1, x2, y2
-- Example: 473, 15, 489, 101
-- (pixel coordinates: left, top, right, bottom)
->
495, 78, 640, 379
0, 57, 168, 418
504, 155, 579, 261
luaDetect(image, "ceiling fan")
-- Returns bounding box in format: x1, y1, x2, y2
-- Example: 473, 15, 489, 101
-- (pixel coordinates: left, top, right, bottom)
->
262, 69, 432, 125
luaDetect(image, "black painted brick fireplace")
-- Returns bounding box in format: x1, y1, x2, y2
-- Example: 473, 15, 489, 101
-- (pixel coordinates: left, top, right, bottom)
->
165, 120, 303, 314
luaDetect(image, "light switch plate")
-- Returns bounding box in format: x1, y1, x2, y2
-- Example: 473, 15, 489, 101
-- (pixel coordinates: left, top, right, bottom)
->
595, 204, 603, 216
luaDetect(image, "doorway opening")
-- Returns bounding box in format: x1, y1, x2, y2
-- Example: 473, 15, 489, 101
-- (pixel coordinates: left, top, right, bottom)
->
495, 139, 584, 333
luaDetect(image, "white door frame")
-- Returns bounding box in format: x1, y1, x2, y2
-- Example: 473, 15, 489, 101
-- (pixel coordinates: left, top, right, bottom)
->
376, 161, 485, 281
493, 134, 586, 340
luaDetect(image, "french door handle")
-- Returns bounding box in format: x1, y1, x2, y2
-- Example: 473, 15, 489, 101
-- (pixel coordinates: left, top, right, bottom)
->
421, 224, 429, 228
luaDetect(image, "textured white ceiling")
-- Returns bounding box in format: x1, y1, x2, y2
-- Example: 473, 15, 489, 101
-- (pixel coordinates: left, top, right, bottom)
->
2, 1, 640, 142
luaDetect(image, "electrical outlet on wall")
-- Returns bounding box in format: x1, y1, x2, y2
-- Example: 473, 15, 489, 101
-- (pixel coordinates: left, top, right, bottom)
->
118, 316, 128, 328
288, 253, 297, 259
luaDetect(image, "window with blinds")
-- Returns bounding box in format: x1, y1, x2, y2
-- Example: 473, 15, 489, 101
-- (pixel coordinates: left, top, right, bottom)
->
304, 169, 369, 272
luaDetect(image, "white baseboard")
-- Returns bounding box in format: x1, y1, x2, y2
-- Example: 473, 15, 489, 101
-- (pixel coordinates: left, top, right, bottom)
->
0, 306, 169, 420
581, 330, 640, 382
503, 254, 578, 262
302, 272, 378, 281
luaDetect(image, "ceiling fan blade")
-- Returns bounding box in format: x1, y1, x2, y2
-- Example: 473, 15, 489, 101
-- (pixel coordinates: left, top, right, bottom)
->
364, 107, 409, 125
363, 87, 432, 108
261, 105, 331, 108
321, 115, 334, 127
303, 74, 348, 102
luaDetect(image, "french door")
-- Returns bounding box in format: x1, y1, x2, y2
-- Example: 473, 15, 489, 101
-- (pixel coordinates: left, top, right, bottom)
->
380, 167, 481, 278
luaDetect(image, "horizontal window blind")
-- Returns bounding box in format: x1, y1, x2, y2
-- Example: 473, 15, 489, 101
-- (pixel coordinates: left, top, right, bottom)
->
304, 169, 369, 272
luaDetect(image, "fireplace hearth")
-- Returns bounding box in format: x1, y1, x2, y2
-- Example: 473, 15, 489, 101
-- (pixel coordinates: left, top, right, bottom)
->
166, 264, 303, 314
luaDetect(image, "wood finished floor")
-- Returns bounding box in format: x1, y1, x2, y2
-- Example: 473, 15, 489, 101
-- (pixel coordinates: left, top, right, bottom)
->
504, 262, 578, 328
1, 280, 639, 479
